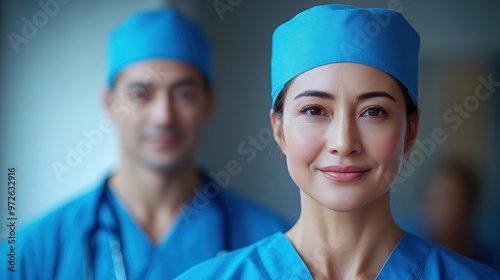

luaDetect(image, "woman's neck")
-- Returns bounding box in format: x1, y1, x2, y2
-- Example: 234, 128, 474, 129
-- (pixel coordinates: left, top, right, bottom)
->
286, 191, 403, 280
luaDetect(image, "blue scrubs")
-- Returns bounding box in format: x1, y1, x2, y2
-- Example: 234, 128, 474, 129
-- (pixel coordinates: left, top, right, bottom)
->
0, 173, 290, 279
177, 232, 500, 279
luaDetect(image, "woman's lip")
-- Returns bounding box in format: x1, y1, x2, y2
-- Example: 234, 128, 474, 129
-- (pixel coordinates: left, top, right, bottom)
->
318, 166, 370, 182
319, 166, 370, 173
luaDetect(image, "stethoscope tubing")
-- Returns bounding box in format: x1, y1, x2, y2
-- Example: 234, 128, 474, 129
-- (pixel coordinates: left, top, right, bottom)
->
85, 177, 231, 280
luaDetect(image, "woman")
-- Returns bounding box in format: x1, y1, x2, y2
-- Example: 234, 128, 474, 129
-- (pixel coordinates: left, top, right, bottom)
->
177, 4, 500, 279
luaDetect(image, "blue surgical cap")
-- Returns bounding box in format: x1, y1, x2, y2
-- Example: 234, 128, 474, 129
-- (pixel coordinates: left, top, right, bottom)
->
108, 8, 211, 86
271, 4, 420, 107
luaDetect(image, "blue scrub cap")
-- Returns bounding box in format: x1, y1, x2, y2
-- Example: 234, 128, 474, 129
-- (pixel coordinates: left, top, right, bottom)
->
271, 4, 420, 107
108, 8, 211, 86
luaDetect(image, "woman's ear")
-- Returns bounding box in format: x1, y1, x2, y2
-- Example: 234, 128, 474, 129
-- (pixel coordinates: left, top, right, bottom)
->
404, 113, 420, 153
270, 109, 286, 155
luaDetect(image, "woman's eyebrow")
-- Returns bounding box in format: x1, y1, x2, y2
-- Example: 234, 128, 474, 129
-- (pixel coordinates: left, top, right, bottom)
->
293, 90, 397, 103
293, 90, 334, 100
357, 91, 397, 102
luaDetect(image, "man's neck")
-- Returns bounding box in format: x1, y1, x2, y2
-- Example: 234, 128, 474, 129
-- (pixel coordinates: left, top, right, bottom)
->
109, 159, 200, 244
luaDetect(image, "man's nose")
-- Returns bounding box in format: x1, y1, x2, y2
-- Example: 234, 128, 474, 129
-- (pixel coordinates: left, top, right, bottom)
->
150, 93, 176, 126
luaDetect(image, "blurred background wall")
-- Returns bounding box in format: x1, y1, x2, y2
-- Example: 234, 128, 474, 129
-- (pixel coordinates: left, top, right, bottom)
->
1, 0, 499, 254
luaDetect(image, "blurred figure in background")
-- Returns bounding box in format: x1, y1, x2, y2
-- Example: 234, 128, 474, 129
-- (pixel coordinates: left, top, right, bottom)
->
422, 157, 499, 269
0, 7, 289, 280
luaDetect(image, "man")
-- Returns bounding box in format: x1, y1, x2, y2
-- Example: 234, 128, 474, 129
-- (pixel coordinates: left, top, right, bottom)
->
0, 8, 289, 279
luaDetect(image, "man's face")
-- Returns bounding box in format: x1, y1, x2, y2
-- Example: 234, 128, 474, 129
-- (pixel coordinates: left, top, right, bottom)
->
105, 60, 212, 173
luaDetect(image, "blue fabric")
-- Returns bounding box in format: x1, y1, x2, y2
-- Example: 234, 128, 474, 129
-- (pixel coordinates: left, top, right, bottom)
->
108, 8, 212, 86
177, 232, 500, 279
0, 174, 290, 279
271, 4, 420, 107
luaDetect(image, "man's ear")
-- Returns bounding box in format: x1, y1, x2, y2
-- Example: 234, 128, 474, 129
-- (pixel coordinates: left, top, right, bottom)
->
404, 113, 420, 153
103, 87, 116, 123
270, 109, 286, 155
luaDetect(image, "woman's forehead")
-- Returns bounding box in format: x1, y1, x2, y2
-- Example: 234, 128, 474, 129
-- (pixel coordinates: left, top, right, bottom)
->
286, 63, 400, 98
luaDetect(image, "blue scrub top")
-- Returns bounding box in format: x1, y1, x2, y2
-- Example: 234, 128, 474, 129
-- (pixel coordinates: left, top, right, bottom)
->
0, 172, 290, 279
177, 231, 500, 279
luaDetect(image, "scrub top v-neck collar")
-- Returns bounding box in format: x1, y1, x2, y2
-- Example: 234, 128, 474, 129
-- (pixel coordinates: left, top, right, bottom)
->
262, 232, 430, 280
106, 185, 166, 277
104, 178, 228, 278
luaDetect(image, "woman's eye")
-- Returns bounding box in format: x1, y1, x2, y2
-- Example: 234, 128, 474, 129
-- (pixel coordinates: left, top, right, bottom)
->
362, 107, 387, 117
301, 106, 324, 116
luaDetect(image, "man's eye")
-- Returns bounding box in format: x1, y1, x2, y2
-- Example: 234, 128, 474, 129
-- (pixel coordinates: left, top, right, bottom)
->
175, 89, 200, 102
130, 88, 148, 102
178, 91, 195, 99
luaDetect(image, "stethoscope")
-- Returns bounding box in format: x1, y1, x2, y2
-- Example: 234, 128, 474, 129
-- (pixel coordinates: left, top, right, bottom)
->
85, 175, 232, 280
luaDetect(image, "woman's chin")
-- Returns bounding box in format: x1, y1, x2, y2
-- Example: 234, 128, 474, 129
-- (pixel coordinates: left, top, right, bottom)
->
303, 187, 390, 213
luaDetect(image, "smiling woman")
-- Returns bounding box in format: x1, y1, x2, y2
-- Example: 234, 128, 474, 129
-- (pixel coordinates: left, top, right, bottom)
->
271, 63, 414, 214
176, 4, 500, 280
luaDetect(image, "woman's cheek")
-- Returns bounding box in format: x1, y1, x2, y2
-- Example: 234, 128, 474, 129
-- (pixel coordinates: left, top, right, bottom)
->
361, 121, 406, 173
284, 122, 325, 169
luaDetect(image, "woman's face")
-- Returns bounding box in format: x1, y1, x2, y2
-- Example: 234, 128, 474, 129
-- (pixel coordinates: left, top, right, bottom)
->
271, 63, 418, 212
